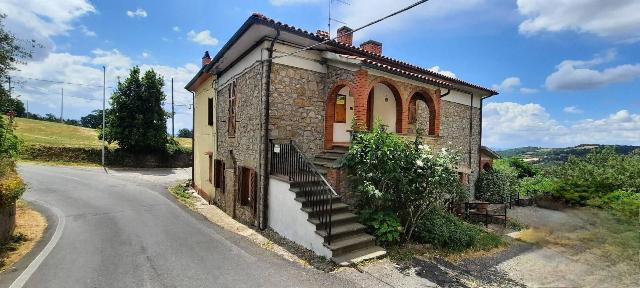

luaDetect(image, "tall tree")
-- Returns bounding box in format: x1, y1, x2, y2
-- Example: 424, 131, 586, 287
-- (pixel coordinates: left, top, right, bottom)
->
104, 66, 168, 152
0, 14, 31, 115
80, 109, 105, 129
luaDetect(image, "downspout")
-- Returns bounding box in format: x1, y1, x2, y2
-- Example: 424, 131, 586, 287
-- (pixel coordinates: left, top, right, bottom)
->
469, 93, 474, 190
191, 91, 196, 187
261, 29, 280, 230
479, 96, 483, 172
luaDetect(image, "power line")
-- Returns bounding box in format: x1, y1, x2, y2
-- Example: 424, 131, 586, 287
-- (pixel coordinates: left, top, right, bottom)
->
9, 75, 115, 89
270, 0, 430, 61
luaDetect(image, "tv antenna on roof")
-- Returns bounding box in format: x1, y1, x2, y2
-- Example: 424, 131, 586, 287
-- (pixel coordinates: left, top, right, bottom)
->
328, 0, 350, 38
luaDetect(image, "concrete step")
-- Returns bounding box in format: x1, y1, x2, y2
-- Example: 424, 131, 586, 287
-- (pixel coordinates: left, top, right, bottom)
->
302, 202, 349, 217
315, 153, 342, 161
308, 211, 358, 228
313, 158, 338, 168
331, 246, 387, 266
325, 234, 376, 257
295, 194, 341, 207
316, 222, 366, 241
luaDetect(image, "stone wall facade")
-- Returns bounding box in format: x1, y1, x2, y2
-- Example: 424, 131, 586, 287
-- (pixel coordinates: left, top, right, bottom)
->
269, 63, 326, 156
215, 63, 264, 225
440, 100, 482, 195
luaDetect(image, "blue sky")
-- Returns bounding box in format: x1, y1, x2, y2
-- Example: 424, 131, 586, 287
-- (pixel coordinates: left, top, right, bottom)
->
2, 0, 639, 148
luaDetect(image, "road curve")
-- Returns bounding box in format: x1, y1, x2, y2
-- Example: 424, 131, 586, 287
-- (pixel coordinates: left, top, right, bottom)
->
1, 164, 356, 288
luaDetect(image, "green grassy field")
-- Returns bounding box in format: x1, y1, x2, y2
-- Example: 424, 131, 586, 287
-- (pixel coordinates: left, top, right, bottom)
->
12, 118, 191, 148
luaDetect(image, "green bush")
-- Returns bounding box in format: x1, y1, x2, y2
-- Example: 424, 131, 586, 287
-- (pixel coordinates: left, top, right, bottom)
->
358, 209, 402, 246
415, 209, 504, 252
587, 189, 640, 221
517, 176, 558, 198
0, 116, 20, 159
475, 169, 513, 203
345, 122, 461, 240
550, 148, 640, 205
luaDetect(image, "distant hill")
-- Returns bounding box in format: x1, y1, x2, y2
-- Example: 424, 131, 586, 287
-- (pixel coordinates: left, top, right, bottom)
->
497, 144, 640, 165
12, 117, 191, 148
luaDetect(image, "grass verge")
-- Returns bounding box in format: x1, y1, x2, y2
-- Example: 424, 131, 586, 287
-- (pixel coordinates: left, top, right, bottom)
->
168, 182, 196, 208
0, 200, 47, 271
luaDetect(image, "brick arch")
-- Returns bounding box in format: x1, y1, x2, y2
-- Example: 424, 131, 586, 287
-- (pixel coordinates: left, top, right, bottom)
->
406, 88, 441, 136
365, 78, 404, 133
324, 81, 356, 149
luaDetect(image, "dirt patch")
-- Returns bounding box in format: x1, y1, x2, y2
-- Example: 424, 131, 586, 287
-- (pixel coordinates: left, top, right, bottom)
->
0, 200, 47, 271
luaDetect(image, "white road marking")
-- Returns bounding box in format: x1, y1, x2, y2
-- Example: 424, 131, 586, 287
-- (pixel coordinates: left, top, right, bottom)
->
9, 201, 65, 288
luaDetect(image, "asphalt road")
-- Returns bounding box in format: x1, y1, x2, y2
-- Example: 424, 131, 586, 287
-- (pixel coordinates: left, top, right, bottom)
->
0, 164, 357, 288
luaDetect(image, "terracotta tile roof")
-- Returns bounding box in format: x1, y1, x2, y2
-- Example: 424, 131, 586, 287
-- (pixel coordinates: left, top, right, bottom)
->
251, 13, 497, 95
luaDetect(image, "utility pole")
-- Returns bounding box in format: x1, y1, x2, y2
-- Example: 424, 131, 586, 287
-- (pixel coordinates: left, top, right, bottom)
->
60, 88, 64, 122
171, 77, 175, 138
102, 66, 106, 167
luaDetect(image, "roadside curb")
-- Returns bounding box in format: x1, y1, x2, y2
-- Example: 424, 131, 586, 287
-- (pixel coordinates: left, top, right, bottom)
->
184, 188, 311, 268
0, 200, 60, 288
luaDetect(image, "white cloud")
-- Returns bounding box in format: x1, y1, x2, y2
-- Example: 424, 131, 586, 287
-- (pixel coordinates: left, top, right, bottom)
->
519, 87, 539, 94
517, 0, 640, 42
141, 52, 150, 59
492, 77, 521, 92
91, 49, 132, 70
79, 25, 96, 37
172, 26, 181, 32
563, 106, 583, 114
12, 49, 198, 127
126, 8, 148, 18
0, 0, 96, 60
428, 66, 456, 78
187, 30, 219, 46
545, 50, 640, 91
483, 102, 640, 148
491, 77, 538, 94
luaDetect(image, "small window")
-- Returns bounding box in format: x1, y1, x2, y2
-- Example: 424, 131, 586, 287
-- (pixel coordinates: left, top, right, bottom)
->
238, 167, 257, 211
207, 98, 213, 126
228, 82, 237, 138
208, 155, 213, 183
214, 159, 225, 190
335, 94, 347, 123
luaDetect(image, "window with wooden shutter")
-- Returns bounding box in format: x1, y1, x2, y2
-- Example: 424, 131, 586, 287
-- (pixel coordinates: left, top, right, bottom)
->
207, 98, 213, 126
228, 81, 237, 138
335, 94, 347, 123
214, 159, 225, 190
238, 167, 256, 208
208, 155, 213, 183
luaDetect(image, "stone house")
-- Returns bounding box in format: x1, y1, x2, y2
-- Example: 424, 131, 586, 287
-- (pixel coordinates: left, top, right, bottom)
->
185, 14, 497, 264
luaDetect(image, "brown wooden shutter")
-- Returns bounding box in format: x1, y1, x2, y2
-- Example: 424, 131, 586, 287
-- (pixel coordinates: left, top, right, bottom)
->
335, 94, 346, 123
207, 98, 213, 126
249, 169, 257, 215
208, 155, 213, 183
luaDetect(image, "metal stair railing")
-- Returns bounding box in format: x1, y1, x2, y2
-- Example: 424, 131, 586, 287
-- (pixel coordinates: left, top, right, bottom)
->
270, 140, 339, 244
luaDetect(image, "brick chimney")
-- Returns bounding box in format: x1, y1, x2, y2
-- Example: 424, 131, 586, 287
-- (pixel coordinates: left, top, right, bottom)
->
316, 30, 329, 39
202, 51, 211, 67
360, 40, 382, 55
337, 26, 353, 46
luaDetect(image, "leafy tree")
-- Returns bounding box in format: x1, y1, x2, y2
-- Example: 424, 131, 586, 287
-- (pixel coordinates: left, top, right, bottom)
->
104, 66, 168, 152
177, 128, 192, 138
80, 109, 105, 129
494, 157, 538, 179
475, 169, 515, 203
0, 14, 31, 116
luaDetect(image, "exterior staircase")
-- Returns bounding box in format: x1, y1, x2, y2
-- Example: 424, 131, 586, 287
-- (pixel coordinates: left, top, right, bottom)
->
289, 180, 386, 265
270, 141, 385, 265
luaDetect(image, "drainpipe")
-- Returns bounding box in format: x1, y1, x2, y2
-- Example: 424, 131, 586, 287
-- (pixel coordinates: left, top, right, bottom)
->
261, 29, 281, 230
191, 91, 196, 187
479, 96, 483, 172
469, 93, 474, 191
